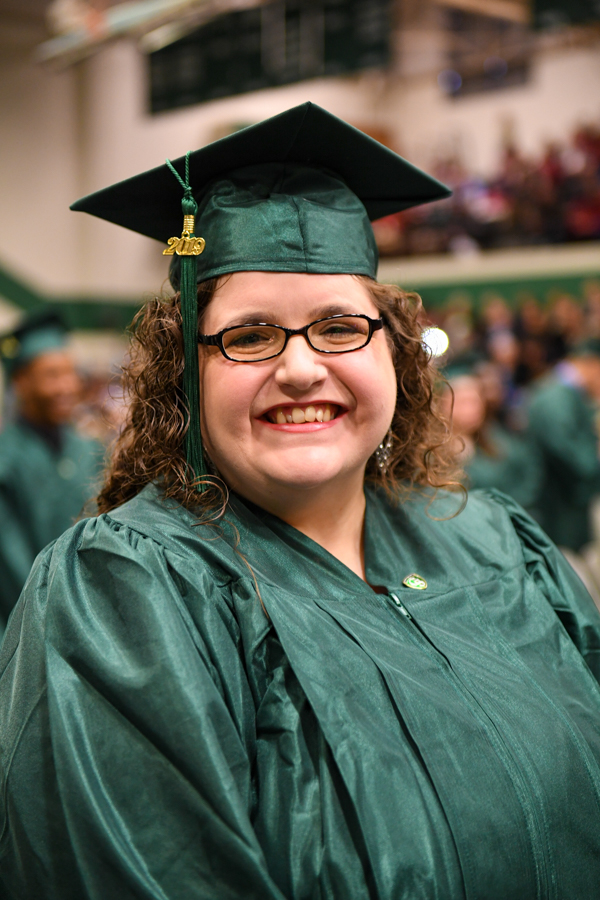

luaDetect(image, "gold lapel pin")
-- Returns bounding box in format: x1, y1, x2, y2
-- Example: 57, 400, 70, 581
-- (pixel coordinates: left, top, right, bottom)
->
403, 573, 427, 590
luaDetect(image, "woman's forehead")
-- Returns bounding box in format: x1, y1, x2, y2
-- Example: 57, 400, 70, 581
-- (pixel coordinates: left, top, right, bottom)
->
203, 272, 377, 329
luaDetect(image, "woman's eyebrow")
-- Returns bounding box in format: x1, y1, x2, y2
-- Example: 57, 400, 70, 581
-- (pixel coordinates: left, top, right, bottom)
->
217, 303, 361, 330
309, 303, 357, 318
215, 312, 275, 329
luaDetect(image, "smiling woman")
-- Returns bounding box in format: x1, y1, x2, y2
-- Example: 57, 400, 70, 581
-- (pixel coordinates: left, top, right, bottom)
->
97, 270, 454, 579
1, 104, 600, 900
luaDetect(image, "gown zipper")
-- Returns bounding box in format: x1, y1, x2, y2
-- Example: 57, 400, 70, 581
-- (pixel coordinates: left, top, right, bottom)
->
386, 591, 555, 900
389, 593, 412, 619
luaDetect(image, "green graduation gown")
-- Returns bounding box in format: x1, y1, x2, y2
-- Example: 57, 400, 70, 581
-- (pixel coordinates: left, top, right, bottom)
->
0, 420, 102, 631
464, 423, 543, 514
527, 373, 600, 550
1, 483, 600, 899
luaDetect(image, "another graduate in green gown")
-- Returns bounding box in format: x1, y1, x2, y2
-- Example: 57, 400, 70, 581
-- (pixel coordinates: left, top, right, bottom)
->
1, 104, 600, 900
0, 311, 103, 634
527, 341, 600, 550
441, 371, 543, 514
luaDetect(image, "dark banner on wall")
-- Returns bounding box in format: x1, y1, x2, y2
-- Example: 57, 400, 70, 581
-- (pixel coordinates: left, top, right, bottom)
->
148, 0, 391, 113
534, 0, 600, 28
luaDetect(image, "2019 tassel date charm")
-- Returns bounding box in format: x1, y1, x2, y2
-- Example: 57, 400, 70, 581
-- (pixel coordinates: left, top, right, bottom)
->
163, 214, 205, 256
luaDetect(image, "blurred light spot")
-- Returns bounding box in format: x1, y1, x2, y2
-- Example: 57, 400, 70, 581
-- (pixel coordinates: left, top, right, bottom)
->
438, 69, 462, 93
422, 327, 450, 358
483, 56, 508, 77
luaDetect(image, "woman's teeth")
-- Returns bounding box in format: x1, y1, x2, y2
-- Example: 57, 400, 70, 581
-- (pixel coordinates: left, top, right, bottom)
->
270, 404, 336, 424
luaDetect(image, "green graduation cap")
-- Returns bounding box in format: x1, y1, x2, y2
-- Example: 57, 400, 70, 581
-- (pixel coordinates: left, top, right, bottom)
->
71, 102, 451, 492
442, 349, 487, 381
0, 309, 68, 379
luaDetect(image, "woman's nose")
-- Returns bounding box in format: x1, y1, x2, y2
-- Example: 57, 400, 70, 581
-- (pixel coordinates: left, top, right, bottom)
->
274, 334, 329, 390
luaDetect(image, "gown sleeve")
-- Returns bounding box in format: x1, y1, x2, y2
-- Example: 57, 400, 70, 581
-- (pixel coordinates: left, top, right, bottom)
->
483, 488, 600, 685
0, 515, 286, 900
527, 385, 600, 484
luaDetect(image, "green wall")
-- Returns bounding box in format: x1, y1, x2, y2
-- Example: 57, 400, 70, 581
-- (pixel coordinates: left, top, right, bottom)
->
393, 272, 599, 311
0, 265, 140, 331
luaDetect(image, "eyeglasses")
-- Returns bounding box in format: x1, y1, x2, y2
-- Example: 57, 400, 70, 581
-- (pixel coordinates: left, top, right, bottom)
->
198, 314, 384, 362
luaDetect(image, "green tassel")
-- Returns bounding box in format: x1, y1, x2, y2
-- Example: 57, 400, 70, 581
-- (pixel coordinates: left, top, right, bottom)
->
166, 155, 207, 492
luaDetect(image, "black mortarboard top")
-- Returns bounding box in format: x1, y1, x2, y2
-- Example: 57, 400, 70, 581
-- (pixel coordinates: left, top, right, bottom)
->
70, 102, 451, 492
70, 102, 451, 249
0, 309, 67, 378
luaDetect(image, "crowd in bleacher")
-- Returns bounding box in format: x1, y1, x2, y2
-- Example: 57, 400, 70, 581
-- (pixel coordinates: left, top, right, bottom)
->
373, 123, 600, 256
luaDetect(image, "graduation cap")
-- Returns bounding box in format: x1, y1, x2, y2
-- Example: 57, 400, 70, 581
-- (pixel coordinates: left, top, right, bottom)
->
572, 338, 600, 358
442, 349, 487, 381
0, 309, 68, 379
70, 102, 451, 493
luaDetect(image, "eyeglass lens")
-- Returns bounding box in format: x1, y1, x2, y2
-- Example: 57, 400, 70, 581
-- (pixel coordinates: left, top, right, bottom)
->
222, 316, 371, 361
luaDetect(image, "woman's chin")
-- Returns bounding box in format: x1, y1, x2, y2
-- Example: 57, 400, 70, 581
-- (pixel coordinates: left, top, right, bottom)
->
267, 472, 341, 493
213, 445, 371, 501
257, 458, 364, 495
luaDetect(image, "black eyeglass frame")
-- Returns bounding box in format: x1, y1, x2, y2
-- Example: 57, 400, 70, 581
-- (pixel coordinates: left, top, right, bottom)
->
198, 314, 384, 362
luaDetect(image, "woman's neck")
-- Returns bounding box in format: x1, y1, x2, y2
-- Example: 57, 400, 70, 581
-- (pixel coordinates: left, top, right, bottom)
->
250, 476, 368, 581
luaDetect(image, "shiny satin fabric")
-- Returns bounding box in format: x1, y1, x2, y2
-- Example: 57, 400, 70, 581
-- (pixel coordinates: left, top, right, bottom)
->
1, 485, 600, 899
464, 423, 543, 514
169, 163, 379, 288
0, 420, 102, 631
527, 373, 600, 550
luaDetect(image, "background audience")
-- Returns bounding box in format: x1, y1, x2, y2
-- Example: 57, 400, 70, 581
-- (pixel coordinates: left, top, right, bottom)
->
373, 123, 600, 257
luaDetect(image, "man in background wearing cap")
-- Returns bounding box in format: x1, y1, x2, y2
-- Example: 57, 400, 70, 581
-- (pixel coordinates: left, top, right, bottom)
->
527, 339, 600, 551
0, 310, 103, 636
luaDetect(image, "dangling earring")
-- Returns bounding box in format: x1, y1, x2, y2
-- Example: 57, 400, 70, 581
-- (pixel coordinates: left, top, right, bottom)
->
375, 429, 394, 472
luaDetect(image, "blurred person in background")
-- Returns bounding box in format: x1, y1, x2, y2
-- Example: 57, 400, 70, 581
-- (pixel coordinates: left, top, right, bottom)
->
0, 310, 103, 635
75, 370, 128, 444
477, 294, 513, 348
583, 280, 600, 337
512, 297, 554, 392
527, 339, 600, 551
513, 294, 547, 343
442, 367, 542, 513
547, 292, 585, 356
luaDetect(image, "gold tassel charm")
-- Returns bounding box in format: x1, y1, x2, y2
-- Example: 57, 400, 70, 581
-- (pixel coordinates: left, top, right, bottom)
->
0, 336, 20, 359
163, 214, 205, 256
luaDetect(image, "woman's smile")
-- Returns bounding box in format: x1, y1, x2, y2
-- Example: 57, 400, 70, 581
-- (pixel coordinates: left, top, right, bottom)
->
259, 402, 345, 428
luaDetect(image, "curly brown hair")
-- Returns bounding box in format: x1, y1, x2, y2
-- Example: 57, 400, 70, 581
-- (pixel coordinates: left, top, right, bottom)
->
96, 275, 459, 516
